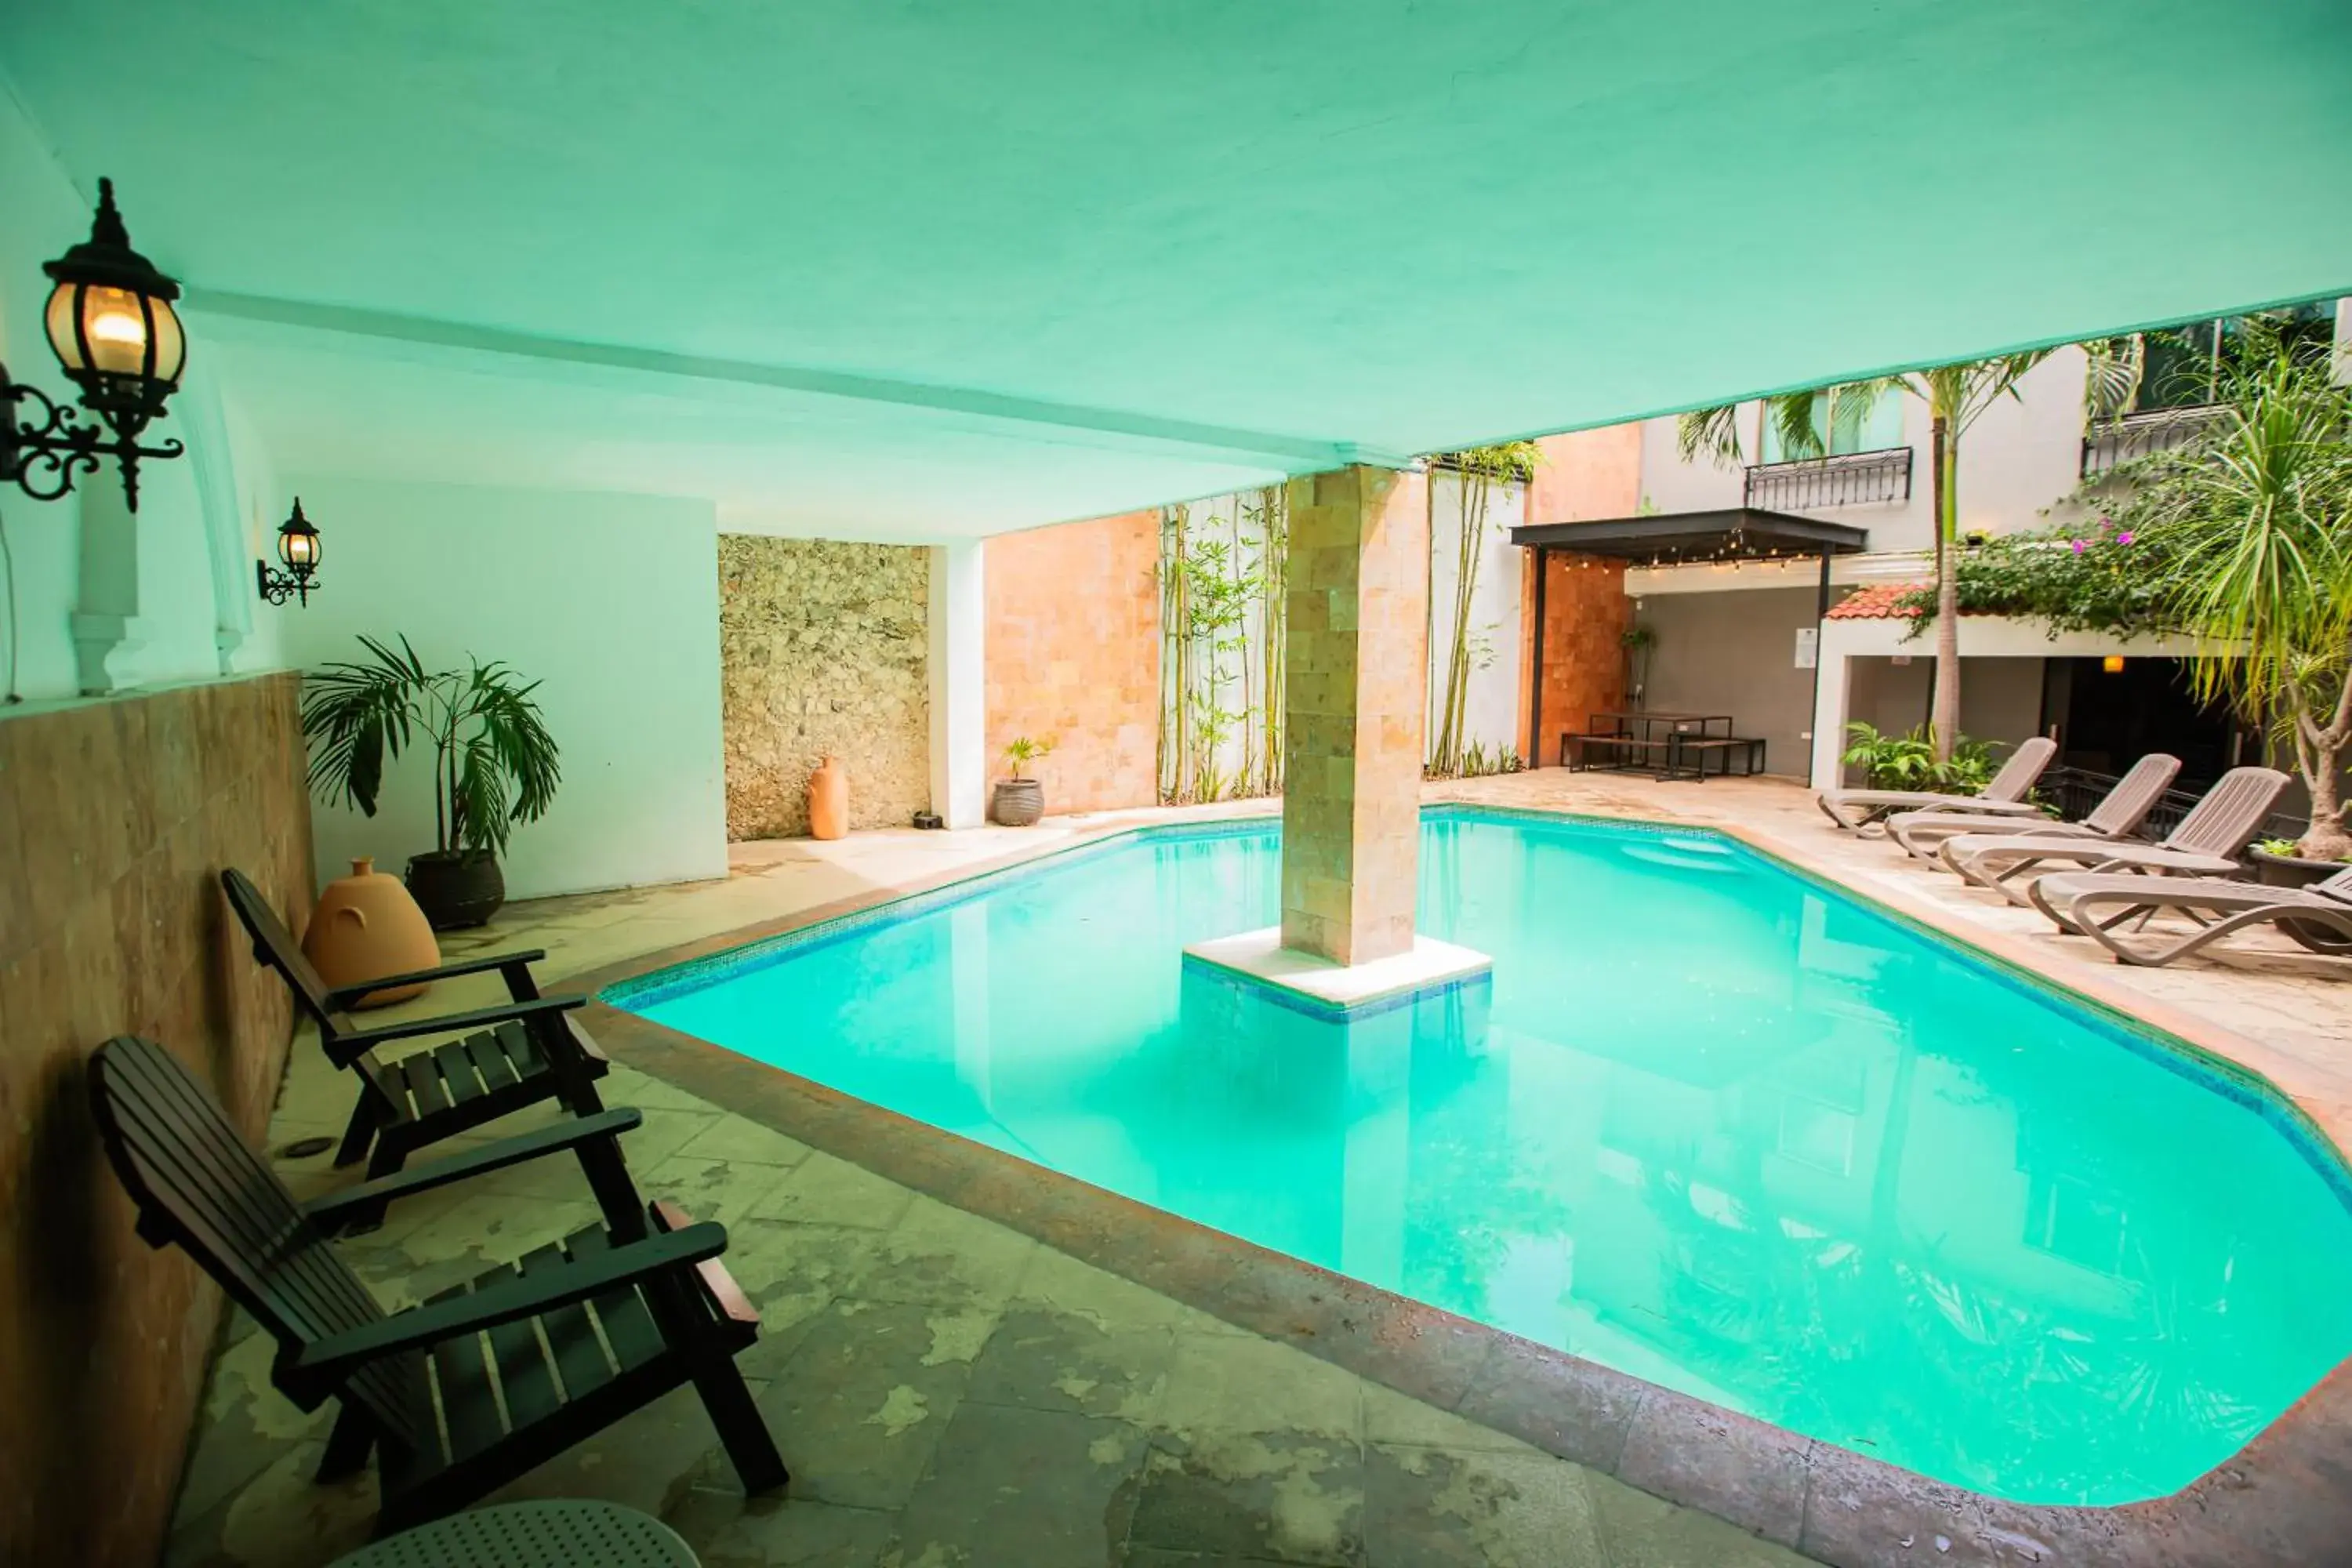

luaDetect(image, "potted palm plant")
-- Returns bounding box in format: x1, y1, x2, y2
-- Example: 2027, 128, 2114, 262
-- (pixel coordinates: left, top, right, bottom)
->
992, 736, 1053, 826
301, 634, 562, 929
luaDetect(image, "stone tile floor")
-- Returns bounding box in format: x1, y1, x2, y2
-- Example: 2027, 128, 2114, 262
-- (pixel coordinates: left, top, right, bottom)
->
170, 797, 1805, 1568
171, 774, 2352, 1566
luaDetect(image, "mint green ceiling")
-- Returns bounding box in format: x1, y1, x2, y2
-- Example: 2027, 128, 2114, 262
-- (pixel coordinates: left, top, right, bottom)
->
3, 2, 2347, 535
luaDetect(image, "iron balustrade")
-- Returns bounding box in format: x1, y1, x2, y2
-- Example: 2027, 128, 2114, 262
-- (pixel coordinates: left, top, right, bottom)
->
1741, 447, 1913, 510
2079, 404, 2227, 477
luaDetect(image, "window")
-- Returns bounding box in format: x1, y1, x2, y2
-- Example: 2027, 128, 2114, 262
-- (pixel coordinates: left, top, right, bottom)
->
1759, 386, 1906, 463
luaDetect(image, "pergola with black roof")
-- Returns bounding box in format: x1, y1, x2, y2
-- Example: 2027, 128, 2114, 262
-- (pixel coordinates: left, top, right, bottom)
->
1508, 507, 1871, 767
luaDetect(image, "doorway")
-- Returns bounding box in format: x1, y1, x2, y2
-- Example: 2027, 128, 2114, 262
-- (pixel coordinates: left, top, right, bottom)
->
2039, 657, 2239, 786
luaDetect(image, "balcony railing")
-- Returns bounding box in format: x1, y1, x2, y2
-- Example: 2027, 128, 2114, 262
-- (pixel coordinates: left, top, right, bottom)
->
2079, 403, 2228, 477
1742, 447, 1913, 510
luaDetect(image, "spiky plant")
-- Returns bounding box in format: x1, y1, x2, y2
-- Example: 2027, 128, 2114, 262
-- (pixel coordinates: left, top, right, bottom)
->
301, 633, 562, 858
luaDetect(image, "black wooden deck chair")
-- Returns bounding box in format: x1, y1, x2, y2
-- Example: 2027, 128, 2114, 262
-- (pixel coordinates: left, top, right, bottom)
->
222, 869, 611, 1216
90, 1035, 788, 1537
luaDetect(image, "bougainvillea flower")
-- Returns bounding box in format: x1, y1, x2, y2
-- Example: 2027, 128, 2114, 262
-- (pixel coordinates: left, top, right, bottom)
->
2071, 539, 2087, 554
2117, 531, 2135, 545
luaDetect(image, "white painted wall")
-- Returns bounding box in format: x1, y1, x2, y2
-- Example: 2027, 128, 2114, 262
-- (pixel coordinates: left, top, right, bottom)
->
1425, 471, 1526, 764
0, 82, 284, 700
927, 541, 987, 829
1635, 349, 2096, 554
271, 477, 726, 898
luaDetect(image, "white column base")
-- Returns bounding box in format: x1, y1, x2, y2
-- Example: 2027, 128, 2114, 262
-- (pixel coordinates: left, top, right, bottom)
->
1182, 926, 1492, 1021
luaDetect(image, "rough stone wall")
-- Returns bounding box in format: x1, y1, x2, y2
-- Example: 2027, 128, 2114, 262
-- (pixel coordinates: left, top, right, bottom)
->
0, 673, 312, 1568
719, 536, 930, 839
983, 512, 1160, 814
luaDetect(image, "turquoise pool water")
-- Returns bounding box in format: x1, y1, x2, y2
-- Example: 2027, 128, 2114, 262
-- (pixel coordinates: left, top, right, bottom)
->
618, 809, 2352, 1504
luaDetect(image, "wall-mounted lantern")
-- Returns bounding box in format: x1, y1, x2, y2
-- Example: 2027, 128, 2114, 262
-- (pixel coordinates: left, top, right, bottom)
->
256, 499, 321, 606
2103, 655, 2126, 674
0, 179, 189, 511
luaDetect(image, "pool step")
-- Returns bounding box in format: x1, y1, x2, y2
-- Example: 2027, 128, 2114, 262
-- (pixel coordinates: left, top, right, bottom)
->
1622, 840, 1746, 876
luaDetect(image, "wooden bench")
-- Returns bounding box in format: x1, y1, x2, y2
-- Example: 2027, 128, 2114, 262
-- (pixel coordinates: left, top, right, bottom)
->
1662, 735, 1768, 782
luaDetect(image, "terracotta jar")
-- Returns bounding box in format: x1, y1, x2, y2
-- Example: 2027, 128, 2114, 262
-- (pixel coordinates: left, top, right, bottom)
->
303, 857, 442, 1008
808, 755, 848, 840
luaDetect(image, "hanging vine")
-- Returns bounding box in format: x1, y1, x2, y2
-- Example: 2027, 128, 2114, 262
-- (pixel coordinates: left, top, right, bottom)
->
1426, 442, 1539, 777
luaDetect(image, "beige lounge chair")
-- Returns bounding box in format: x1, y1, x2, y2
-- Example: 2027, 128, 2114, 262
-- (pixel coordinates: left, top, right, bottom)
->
1942, 766, 2291, 908
1886, 753, 2181, 861
1817, 735, 2056, 833
2028, 862, 2352, 966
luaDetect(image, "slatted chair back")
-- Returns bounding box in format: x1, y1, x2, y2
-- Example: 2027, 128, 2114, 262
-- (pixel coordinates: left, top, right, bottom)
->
222, 868, 351, 1033
2080, 753, 2184, 838
2313, 866, 2352, 906
2160, 767, 2292, 857
1981, 735, 2058, 803
89, 1036, 434, 1449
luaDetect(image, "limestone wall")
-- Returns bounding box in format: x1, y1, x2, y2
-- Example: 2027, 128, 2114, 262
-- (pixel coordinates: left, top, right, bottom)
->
719, 537, 931, 839
0, 673, 312, 1568
983, 512, 1160, 814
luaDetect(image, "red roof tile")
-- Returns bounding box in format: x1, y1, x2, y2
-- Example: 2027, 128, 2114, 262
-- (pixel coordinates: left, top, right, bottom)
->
1824, 581, 1929, 619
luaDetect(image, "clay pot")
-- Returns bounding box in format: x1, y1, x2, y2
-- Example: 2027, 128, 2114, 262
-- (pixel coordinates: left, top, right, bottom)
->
405, 849, 506, 930
993, 778, 1044, 826
303, 857, 441, 1008
808, 755, 848, 840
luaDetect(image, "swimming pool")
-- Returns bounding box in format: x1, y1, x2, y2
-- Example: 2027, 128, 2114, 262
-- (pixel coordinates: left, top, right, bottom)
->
613, 808, 2352, 1504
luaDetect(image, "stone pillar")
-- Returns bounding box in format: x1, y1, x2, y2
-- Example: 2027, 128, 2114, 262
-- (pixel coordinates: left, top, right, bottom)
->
927, 541, 988, 828
1279, 463, 1428, 966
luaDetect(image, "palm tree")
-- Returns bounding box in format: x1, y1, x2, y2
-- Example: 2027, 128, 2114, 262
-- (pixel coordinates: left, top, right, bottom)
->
1680, 352, 2050, 762
2109, 320, 2352, 856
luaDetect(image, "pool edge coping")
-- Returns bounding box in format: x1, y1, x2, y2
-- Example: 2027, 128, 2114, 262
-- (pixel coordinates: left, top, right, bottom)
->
565, 800, 2352, 1568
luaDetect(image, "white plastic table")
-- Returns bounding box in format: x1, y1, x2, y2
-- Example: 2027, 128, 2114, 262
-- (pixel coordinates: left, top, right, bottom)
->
326, 1501, 700, 1568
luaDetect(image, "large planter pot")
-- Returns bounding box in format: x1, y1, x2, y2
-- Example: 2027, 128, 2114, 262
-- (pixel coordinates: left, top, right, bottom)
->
2248, 844, 2352, 954
992, 778, 1044, 827
2249, 844, 2343, 890
303, 857, 441, 1008
405, 849, 506, 930
808, 755, 848, 840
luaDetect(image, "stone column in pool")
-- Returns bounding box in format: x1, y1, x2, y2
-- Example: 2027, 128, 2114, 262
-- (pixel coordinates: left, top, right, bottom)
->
1279, 463, 1428, 966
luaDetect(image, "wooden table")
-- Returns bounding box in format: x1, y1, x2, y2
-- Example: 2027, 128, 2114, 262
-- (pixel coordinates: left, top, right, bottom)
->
1563, 711, 1735, 779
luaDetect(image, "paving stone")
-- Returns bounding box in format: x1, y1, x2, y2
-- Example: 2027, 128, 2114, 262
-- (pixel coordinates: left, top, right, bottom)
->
169, 1330, 334, 1530
1362, 1442, 1607, 1566
638, 1149, 797, 1226
165, 1439, 376, 1568
894, 1403, 1149, 1568
753, 1299, 991, 1510
1588, 1469, 1817, 1568
1127, 1429, 1366, 1567
753, 1150, 922, 1229
1018, 1243, 1247, 1336
663, 1492, 900, 1567
1362, 1383, 1531, 1454
1156, 1332, 1363, 1442
856, 1195, 1040, 1308
491, 1381, 745, 1519
678, 1111, 819, 1167
964, 1303, 1177, 1424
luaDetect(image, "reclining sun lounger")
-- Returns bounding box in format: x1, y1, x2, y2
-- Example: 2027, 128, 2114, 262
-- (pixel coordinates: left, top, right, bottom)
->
1886, 753, 2180, 861
1941, 767, 2290, 908
2028, 862, 2352, 966
1817, 735, 2055, 833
